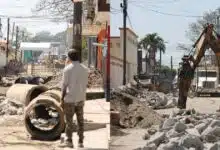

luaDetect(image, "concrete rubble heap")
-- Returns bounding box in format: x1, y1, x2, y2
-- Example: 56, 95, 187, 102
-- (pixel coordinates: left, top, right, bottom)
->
135, 109, 220, 150
0, 96, 23, 115
45, 68, 103, 88
111, 81, 178, 112
111, 83, 164, 128
88, 68, 103, 88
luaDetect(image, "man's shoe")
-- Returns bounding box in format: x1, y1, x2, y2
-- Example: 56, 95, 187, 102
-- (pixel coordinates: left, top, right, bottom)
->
59, 141, 74, 148
78, 143, 84, 148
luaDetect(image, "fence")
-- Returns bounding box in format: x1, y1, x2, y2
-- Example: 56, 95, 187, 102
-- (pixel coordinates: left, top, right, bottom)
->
24, 63, 63, 76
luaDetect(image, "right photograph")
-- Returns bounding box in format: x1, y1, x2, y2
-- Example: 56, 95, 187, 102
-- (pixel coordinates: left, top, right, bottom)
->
110, 0, 220, 150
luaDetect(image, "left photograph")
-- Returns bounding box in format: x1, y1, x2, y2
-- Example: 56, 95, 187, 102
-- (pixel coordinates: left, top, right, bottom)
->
0, 0, 110, 150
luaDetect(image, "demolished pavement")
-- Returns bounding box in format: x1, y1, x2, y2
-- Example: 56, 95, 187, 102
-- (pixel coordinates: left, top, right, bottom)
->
135, 109, 220, 150
111, 81, 178, 128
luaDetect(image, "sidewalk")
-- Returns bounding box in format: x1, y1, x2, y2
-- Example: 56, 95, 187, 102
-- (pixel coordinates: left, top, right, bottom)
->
0, 99, 110, 150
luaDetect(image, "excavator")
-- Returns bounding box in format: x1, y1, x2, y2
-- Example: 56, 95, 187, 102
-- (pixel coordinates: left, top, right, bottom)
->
178, 23, 220, 109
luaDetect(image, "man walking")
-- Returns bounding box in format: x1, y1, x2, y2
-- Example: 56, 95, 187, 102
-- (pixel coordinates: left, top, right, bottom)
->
59, 49, 88, 148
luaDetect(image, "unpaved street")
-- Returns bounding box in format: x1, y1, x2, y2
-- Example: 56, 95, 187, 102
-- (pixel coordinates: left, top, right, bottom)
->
110, 97, 220, 150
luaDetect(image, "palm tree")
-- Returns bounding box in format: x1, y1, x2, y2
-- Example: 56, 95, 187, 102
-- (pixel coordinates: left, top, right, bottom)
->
138, 33, 166, 73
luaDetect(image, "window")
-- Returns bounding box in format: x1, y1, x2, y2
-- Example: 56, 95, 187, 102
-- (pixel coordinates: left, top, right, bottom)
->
198, 71, 217, 77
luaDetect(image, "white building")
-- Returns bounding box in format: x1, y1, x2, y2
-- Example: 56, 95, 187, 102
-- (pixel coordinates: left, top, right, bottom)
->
110, 28, 138, 88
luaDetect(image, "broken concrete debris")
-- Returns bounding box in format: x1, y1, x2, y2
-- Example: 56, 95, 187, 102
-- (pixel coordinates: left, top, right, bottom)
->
111, 83, 178, 111
45, 68, 103, 88
135, 109, 220, 150
111, 82, 178, 128
0, 96, 23, 115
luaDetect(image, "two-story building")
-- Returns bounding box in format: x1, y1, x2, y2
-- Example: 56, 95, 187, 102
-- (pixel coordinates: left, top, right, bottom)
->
110, 28, 138, 88
66, 0, 109, 69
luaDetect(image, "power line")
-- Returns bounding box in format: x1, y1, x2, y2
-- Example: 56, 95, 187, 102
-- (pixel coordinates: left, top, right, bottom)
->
131, 3, 202, 18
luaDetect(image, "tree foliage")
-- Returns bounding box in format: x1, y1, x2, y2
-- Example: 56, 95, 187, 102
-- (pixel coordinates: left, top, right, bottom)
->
138, 33, 166, 54
33, 0, 73, 19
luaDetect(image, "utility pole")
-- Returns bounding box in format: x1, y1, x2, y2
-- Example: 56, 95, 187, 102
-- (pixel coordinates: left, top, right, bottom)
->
121, 0, 127, 85
15, 26, 19, 61
160, 49, 162, 72
0, 18, 2, 39
72, 1, 83, 62
217, 16, 220, 34
6, 18, 10, 75
171, 56, 173, 70
20, 30, 25, 62
11, 22, 15, 43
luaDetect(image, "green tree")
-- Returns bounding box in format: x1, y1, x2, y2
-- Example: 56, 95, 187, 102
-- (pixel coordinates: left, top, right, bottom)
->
139, 33, 166, 68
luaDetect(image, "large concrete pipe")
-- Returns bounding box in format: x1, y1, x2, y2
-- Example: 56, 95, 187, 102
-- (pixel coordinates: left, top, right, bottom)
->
6, 84, 48, 106
33, 90, 62, 119
41, 89, 62, 103
24, 93, 65, 140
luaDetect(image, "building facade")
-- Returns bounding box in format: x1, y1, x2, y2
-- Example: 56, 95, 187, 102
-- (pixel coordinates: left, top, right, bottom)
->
110, 28, 138, 88
66, 0, 109, 69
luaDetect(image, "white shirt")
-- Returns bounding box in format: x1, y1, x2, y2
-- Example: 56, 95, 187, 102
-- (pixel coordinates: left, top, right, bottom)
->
61, 61, 89, 103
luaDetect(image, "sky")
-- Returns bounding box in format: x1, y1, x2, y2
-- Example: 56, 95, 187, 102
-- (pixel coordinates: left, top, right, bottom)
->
0, 0, 67, 37
110, 0, 220, 68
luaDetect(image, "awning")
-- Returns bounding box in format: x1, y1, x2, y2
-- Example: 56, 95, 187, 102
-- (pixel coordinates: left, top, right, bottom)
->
20, 42, 52, 51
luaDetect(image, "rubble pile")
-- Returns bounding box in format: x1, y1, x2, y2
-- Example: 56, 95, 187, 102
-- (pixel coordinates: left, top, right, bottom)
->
111, 84, 163, 128
111, 82, 178, 112
143, 91, 178, 109
45, 73, 62, 88
0, 76, 16, 87
88, 69, 103, 88
136, 109, 220, 150
0, 96, 23, 115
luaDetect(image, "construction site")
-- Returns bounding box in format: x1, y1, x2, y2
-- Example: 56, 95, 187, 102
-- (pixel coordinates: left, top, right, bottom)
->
0, 0, 111, 150
109, 21, 220, 150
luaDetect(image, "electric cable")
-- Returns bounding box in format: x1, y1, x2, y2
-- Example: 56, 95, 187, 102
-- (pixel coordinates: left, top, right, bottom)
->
131, 3, 202, 18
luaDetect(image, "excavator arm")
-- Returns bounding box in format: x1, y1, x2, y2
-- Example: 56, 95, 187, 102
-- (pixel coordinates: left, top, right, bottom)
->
178, 23, 220, 109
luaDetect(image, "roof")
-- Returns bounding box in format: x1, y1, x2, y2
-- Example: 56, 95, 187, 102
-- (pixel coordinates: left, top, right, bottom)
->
119, 27, 138, 38
20, 42, 52, 51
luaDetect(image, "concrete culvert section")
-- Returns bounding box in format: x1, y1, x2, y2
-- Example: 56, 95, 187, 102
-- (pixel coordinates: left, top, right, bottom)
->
6, 84, 48, 106
24, 94, 65, 140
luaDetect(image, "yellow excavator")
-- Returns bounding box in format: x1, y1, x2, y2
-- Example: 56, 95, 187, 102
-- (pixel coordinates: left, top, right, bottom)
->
178, 23, 220, 109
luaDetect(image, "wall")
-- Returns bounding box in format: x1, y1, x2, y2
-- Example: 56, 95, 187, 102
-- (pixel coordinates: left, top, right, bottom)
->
119, 28, 138, 84
110, 56, 123, 88
110, 28, 138, 88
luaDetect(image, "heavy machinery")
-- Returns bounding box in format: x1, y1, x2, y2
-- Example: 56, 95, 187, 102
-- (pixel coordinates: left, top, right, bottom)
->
178, 23, 220, 108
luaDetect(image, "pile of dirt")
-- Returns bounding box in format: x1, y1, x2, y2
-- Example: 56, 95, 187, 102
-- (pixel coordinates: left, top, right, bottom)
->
111, 84, 163, 128
88, 69, 103, 88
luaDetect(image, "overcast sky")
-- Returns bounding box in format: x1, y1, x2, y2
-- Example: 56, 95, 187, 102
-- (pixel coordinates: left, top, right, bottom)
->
0, 0, 67, 37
